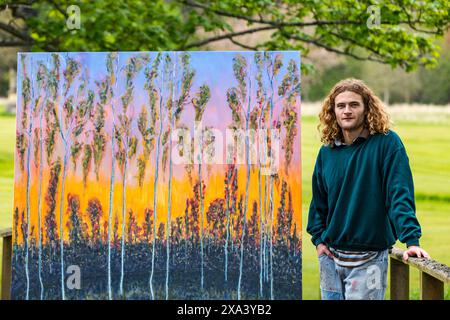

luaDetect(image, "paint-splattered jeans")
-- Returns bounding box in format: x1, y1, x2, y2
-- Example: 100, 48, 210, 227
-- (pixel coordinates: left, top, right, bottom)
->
319, 249, 389, 300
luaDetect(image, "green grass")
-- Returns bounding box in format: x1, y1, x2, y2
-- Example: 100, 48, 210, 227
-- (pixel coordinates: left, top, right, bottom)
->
1, 112, 449, 299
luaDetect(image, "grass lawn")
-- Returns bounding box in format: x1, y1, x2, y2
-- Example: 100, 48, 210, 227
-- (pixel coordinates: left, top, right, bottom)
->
1, 111, 449, 299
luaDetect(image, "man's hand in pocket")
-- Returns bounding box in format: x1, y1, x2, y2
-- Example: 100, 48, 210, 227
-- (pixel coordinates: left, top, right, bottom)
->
317, 243, 334, 258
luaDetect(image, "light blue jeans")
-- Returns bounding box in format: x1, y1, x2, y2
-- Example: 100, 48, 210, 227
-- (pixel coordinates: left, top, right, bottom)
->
319, 249, 389, 300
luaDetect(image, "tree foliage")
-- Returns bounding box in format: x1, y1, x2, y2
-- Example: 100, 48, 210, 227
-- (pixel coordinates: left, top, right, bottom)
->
0, 1, 448, 71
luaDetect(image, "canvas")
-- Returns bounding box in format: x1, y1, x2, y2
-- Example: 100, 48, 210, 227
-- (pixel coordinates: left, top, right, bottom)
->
12, 51, 301, 300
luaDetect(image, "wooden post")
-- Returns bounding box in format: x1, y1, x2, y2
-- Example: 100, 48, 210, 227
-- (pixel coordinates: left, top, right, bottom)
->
390, 256, 409, 300
1, 234, 12, 300
420, 271, 444, 300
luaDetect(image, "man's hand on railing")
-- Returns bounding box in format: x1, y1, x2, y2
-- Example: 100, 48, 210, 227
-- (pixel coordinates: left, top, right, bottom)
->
402, 245, 431, 261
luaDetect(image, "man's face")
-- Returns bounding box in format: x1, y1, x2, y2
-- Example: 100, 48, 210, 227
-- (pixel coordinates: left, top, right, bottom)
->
334, 91, 366, 131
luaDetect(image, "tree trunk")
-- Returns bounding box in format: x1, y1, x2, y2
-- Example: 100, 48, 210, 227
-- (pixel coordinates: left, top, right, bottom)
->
24, 129, 32, 300
37, 110, 44, 299
107, 126, 115, 300
119, 154, 128, 297
166, 126, 174, 299
150, 79, 164, 300
59, 149, 69, 300
224, 168, 232, 287
238, 75, 252, 300
198, 134, 205, 292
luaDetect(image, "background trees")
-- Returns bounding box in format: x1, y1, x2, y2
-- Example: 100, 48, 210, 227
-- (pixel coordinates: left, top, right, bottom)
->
1, 1, 448, 71
1, 2, 449, 109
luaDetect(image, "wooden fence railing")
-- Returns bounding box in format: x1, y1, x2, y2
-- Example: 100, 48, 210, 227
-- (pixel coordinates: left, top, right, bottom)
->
1, 227, 12, 300
1, 228, 449, 300
390, 247, 450, 300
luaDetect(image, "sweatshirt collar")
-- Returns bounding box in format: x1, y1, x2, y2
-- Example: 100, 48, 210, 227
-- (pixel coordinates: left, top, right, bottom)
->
334, 127, 370, 147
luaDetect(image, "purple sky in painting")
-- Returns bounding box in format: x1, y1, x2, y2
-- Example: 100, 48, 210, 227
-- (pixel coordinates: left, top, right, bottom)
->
15, 51, 301, 183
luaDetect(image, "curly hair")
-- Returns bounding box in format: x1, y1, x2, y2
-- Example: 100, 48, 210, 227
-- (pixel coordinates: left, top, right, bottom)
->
318, 78, 391, 146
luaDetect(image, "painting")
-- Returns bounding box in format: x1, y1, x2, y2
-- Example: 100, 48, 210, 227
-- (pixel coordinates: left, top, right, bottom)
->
12, 51, 301, 300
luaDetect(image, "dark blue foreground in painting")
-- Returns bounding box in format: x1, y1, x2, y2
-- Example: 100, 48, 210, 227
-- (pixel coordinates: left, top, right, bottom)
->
12, 239, 301, 300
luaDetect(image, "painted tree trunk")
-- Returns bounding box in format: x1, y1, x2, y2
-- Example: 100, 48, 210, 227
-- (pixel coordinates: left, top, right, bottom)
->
198, 134, 205, 292
268, 77, 275, 299
107, 126, 115, 300
264, 174, 269, 282
257, 114, 267, 297
237, 118, 250, 300
59, 148, 69, 300
258, 161, 263, 297
166, 128, 173, 300
24, 129, 32, 300
224, 168, 232, 286
37, 111, 44, 300
150, 81, 164, 300
119, 155, 128, 296
269, 179, 274, 300
238, 76, 252, 300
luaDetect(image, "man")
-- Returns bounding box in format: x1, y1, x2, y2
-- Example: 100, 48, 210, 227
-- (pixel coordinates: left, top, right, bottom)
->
306, 78, 430, 300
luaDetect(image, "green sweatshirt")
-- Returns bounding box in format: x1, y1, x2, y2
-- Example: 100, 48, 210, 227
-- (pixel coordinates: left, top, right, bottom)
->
307, 130, 422, 251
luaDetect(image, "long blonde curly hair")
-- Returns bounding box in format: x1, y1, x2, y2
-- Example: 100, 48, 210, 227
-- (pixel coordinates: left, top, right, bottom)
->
318, 78, 391, 146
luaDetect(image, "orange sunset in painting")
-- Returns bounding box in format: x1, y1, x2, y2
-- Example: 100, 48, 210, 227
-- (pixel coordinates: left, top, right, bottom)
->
12, 51, 301, 300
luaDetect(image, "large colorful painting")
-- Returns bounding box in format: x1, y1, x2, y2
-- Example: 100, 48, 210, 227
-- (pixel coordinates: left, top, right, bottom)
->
12, 51, 301, 300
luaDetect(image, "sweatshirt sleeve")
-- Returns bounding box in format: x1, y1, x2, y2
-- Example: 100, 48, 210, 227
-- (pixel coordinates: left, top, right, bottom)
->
382, 146, 422, 247
307, 149, 328, 247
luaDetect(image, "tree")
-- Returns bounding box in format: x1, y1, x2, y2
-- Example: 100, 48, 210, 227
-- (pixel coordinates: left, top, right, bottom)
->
104, 52, 118, 300
16, 54, 31, 300
227, 53, 258, 300
258, 53, 288, 299
70, 67, 93, 176
142, 208, 153, 244
192, 83, 210, 292
91, 81, 107, 181
171, 217, 183, 247
157, 222, 165, 242
34, 54, 60, 300
32, 62, 46, 254
17, 53, 49, 300
137, 53, 161, 187
162, 52, 195, 299
1, 1, 449, 71
86, 198, 103, 245
247, 201, 260, 247
223, 163, 237, 287
126, 209, 140, 244
206, 198, 226, 244
81, 143, 92, 187
116, 53, 149, 297
44, 159, 61, 275
276, 181, 289, 245
149, 54, 171, 300
112, 212, 120, 249
181, 199, 191, 272
54, 54, 93, 300
279, 60, 300, 175
189, 182, 202, 244
66, 193, 84, 247
251, 52, 270, 297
